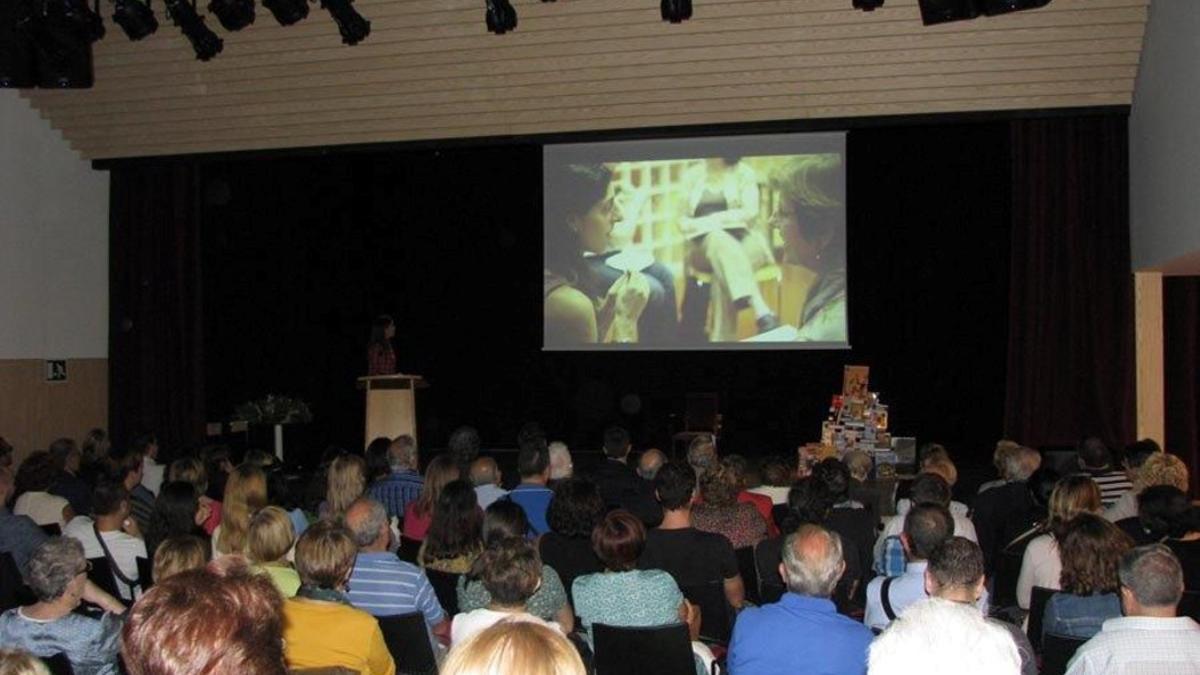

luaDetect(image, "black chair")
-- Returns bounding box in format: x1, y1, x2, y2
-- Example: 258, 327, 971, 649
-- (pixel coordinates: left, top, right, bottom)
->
990, 548, 1024, 608
752, 540, 784, 605
592, 623, 695, 675
43, 653, 75, 675
377, 612, 437, 675
1026, 586, 1055, 653
734, 547, 759, 606
1041, 633, 1088, 675
86, 557, 122, 603
397, 537, 421, 564
680, 581, 732, 644
423, 568, 460, 617
136, 557, 153, 591
40, 523, 62, 536
770, 504, 789, 533
1, 552, 34, 612
1179, 590, 1200, 623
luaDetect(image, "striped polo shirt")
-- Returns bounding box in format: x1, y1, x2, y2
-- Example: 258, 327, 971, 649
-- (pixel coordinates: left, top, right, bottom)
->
1085, 469, 1133, 507
347, 551, 445, 626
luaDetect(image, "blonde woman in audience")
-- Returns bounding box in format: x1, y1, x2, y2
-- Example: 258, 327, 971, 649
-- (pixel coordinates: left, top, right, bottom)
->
321, 454, 367, 521
151, 535, 210, 583
442, 621, 586, 675
1104, 451, 1189, 523
1015, 475, 1102, 609
247, 506, 300, 597
213, 464, 268, 557
404, 455, 460, 541
168, 457, 222, 534
0, 649, 51, 675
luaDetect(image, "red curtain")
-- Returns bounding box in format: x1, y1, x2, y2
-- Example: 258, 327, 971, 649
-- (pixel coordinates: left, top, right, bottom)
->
1165, 277, 1200, 496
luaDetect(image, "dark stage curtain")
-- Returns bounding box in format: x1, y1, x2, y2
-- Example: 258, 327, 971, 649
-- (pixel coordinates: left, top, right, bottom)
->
1004, 116, 1136, 448
1165, 276, 1200, 496
109, 163, 205, 452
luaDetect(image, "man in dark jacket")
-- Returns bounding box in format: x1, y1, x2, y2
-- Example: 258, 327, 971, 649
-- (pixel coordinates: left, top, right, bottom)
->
587, 426, 662, 527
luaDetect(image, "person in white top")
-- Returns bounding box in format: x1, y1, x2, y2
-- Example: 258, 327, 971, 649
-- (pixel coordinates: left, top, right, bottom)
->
450, 538, 562, 646
137, 434, 165, 497
873, 473, 977, 573
868, 598, 1021, 675
1067, 544, 1200, 675
63, 483, 146, 601
1016, 475, 1102, 609
746, 455, 792, 505
12, 451, 73, 529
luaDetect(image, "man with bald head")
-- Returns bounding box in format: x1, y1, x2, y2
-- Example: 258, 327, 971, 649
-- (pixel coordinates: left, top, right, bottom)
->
637, 448, 666, 481
469, 457, 508, 510
728, 524, 874, 674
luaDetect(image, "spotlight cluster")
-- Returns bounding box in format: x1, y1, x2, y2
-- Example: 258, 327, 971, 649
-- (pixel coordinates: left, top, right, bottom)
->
485, 0, 516, 35
917, 0, 1051, 25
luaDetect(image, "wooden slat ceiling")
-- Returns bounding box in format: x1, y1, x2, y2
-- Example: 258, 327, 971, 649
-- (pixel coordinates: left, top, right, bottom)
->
21, 0, 1149, 159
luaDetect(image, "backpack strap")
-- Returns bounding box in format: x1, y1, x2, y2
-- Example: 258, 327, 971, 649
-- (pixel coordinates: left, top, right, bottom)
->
880, 576, 898, 622
93, 522, 139, 597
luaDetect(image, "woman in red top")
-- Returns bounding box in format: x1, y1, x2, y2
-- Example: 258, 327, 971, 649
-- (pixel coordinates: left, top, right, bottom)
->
366, 315, 396, 376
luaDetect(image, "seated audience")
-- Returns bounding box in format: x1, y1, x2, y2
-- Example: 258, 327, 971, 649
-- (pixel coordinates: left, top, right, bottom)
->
0, 649, 50, 675
441, 620, 586, 675
48, 438, 92, 518
636, 447, 666, 481
692, 460, 768, 550
1077, 437, 1133, 507
746, 455, 792, 505
589, 427, 662, 527
1016, 474, 1102, 609
451, 537, 563, 645
976, 439, 1023, 495
539, 478, 605, 605
77, 429, 109, 486
123, 556, 288, 675
213, 463, 268, 557
366, 435, 423, 521
282, 520, 395, 675
1116, 483, 1183, 545
321, 453, 367, 522
865, 503, 986, 630
1043, 513, 1133, 639
728, 525, 874, 675
167, 457, 221, 535
106, 447, 155, 534
365, 436, 393, 485
458, 500, 573, 631
868, 598, 1021, 675
247, 505, 300, 597
874, 473, 977, 576
419, 479, 483, 574
63, 482, 147, 601
548, 441, 574, 483
815, 459, 876, 583
896, 453, 969, 519
150, 534, 210, 582
925, 537, 1037, 675
638, 461, 744, 611
142, 480, 209, 560
403, 454, 459, 542
469, 457, 508, 510
971, 445, 1041, 570
1148, 490, 1200, 590
13, 451, 73, 528
0, 466, 49, 574
0, 538, 124, 675
1102, 439, 1170, 522
509, 438, 555, 536
200, 445, 235, 503
1066, 544, 1200, 674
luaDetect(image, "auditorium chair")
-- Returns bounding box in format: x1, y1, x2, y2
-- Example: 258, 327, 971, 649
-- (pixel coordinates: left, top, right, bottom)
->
136, 557, 153, 591
1026, 586, 1055, 653
752, 540, 785, 605
1179, 590, 1200, 623
42, 653, 74, 675
40, 523, 62, 536
423, 568, 461, 617
378, 612, 438, 675
1, 552, 34, 611
1041, 633, 1088, 675
592, 623, 695, 675
990, 547, 1025, 609
396, 536, 421, 564
734, 547, 760, 606
85, 557, 123, 604
680, 581, 732, 643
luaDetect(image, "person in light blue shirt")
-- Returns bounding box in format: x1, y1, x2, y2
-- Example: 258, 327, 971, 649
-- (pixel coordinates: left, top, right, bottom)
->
366, 436, 424, 521
469, 458, 509, 510
729, 525, 874, 675
508, 441, 554, 536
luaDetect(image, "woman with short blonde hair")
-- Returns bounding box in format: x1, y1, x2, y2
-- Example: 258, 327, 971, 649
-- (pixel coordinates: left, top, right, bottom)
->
248, 506, 300, 597
152, 535, 211, 583
214, 464, 268, 557
323, 454, 367, 522
442, 621, 585, 675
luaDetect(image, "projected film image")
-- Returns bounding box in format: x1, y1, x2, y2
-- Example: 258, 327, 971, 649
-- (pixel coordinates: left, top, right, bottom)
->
544, 133, 847, 350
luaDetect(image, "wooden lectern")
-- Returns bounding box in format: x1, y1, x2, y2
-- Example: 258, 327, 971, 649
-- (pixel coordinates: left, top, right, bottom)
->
357, 374, 423, 446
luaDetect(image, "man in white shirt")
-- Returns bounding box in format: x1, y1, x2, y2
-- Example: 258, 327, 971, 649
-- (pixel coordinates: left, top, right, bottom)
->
63, 482, 146, 601
469, 457, 508, 510
1067, 544, 1200, 675
873, 473, 978, 575
137, 433, 165, 496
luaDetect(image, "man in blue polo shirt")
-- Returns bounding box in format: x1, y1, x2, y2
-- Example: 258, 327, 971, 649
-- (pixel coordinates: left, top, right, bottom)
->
508, 438, 554, 536
728, 524, 874, 675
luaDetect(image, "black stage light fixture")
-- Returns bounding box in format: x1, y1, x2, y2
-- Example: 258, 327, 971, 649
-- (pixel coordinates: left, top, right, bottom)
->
852, 0, 884, 10
484, 0, 515, 34
165, 0, 222, 60
113, 0, 158, 39
208, 0, 254, 30
980, 0, 1050, 15
0, 0, 38, 87
320, 0, 367, 44
262, 0, 306, 26
661, 0, 691, 23
916, 0, 979, 25
32, 0, 106, 88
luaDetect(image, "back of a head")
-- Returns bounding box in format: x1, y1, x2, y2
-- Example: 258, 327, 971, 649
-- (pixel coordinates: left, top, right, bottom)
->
418, 455, 461, 515
637, 448, 666, 481
1048, 475, 1102, 536
548, 442, 573, 480
344, 497, 388, 549
843, 452, 871, 482
685, 436, 717, 474
248, 506, 297, 564
922, 457, 958, 488
1125, 439, 1162, 471
1058, 513, 1132, 595
903, 503, 954, 561
448, 426, 481, 467
868, 598, 1020, 675
294, 520, 357, 589
168, 457, 208, 495
785, 478, 836, 531
602, 426, 630, 460
0, 648, 51, 675
1133, 452, 1189, 493
471, 537, 542, 606
105, 446, 145, 486
1005, 446, 1041, 482
1077, 437, 1112, 469
1119, 544, 1185, 611
546, 478, 604, 539
654, 461, 697, 511
152, 535, 210, 583
47, 438, 78, 467
441, 620, 586, 675
1026, 467, 1061, 511
908, 472, 951, 508
469, 457, 500, 487
483, 499, 529, 544
325, 454, 367, 518
122, 558, 287, 675
927, 537, 984, 592
517, 438, 550, 479
15, 451, 59, 494
781, 525, 843, 598
591, 509, 645, 571
425, 480, 482, 561
993, 440, 1020, 475
699, 461, 740, 507
1136, 485, 1195, 539
386, 434, 418, 471
813, 458, 850, 501
92, 482, 130, 518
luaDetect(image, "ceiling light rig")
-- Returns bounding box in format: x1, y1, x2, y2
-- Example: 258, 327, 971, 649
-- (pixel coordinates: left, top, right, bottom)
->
852, 0, 885, 10
916, 0, 1050, 25
207, 0, 254, 31
0, 0, 38, 87
320, 0, 369, 45
112, 0, 158, 40
32, 0, 106, 88
661, 0, 691, 23
262, 0, 306, 26
165, 0, 222, 60
485, 0, 516, 34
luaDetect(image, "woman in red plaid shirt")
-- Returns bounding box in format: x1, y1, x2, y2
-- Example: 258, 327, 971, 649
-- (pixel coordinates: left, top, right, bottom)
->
366, 314, 396, 376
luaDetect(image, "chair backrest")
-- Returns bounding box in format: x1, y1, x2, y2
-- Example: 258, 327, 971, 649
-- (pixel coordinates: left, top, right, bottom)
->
42, 653, 75, 675
734, 546, 759, 606
1179, 590, 1200, 623
770, 504, 789, 533
377, 612, 437, 675
1027, 586, 1055, 653
136, 557, 153, 591
1, 552, 34, 612
679, 581, 731, 643
592, 623, 695, 675
991, 548, 1025, 608
397, 537, 421, 564
1041, 633, 1088, 675
423, 568, 461, 617
86, 557, 122, 603
40, 523, 62, 536
752, 540, 785, 605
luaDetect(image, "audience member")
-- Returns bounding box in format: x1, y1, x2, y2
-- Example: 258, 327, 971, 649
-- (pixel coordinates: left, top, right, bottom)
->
403, 454, 459, 541
106, 448, 155, 534
636, 447, 666, 481
458, 501, 573, 631
1016, 474, 1102, 609
366, 435, 423, 521
897, 455, 969, 519
78, 429, 110, 487
142, 481, 208, 560
539, 478, 605, 605
692, 461, 768, 549
452, 537, 563, 645
213, 463, 268, 557
199, 445, 235, 502
589, 426, 663, 527
1106, 451, 1189, 523
1101, 439, 1163, 522
123, 556, 288, 675
283, 520, 395, 675
0, 538, 124, 675
246, 505, 300, 597
746, 455, 792, 505
322, 453, 367, 521
723, 455, 779, 537
13, 451, 74, 528
419, 479, 483, 574
728, 525, 874, 675
868, 598, 1021, 675
1043, 513, 1133, 639
365, 436, 393, 484
47, 438, 92, 518
815, 459, 876, 580
167, 457, 221, 535
0, 649, 50, 675
1066, 544, 1200, 674
63, 482, 146, 601
971, 445, 1041, 572
0, 466, 49, 574
447, 426, 482, 475
150, 535, 209, 583
874, 473, 977, 576
469, 457, 508, 510
1077, 437, 1133, 507
134, 434, 164, 497
1003, 466, 1062, 553
926, 537, 1036, 675
638, 461, 744, 611
549, 441, 574, 483
977, 439, 1023, 495
685, 435, 718, 477
1148, 491, 1200, 590
1115, 484, 1182, 544
441, 620, 586, 675
509, 437, 555, 535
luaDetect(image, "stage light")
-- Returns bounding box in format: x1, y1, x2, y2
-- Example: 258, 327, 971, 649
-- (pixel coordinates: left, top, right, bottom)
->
0, 0, 37, 88
320, 0, 368, 44
852, 0, 884, 10
262, 0, 306, 25
484, 0, 515, 34
30, 0, 106, 88
980, 0, 1050, 15
661, 0, 691, 23
112, 0, 158, 40
916, 0, 979, 25
208, 0, 254, 31
165, 0, 222, 61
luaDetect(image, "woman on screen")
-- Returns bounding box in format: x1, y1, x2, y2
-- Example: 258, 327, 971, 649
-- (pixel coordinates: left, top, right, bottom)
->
770, 155, 847, 343
366, 314, 396, 375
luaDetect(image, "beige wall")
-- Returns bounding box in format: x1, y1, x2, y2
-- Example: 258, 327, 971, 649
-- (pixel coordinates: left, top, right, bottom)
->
0, 360, 108, 465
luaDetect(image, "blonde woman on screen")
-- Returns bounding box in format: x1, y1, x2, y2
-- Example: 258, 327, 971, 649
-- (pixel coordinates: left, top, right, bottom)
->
442, 621, 585, 675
